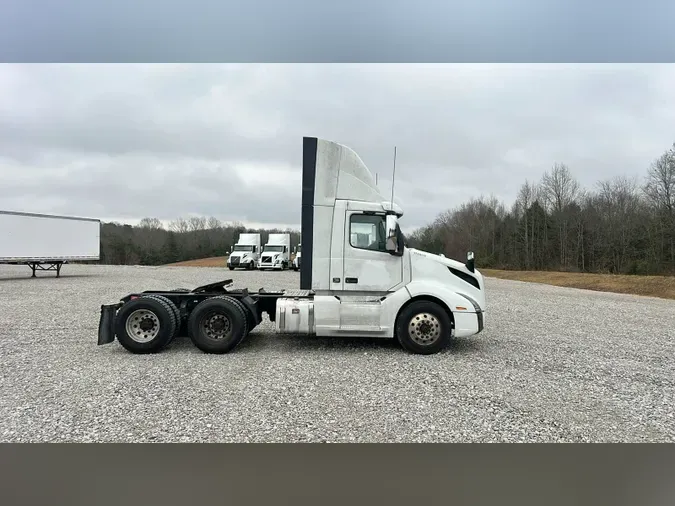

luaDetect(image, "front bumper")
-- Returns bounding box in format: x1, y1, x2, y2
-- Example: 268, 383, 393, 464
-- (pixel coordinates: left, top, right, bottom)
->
229, 257, 254, 267
452, 310, 485, 338
455, 292, 485, 337
98, 303, 122, 345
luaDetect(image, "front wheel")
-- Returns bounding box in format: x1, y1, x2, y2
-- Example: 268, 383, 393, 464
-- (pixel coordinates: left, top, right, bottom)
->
395, 301, 452, 355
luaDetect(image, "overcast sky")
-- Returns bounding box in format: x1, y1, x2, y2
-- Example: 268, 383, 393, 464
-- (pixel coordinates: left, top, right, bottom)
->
1, 64, 674, 231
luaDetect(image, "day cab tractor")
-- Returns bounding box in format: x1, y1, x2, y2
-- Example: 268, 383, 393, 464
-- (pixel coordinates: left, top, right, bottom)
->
97, 137, 486, 355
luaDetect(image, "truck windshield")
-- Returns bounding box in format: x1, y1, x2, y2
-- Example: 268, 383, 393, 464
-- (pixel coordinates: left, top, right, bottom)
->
263, 245, 285, 252
233, 245, 254, 252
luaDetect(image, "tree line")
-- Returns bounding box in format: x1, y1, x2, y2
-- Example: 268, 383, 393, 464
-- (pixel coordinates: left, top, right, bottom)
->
406, 142, 675, 275
99, 141, 674, 275
100, 217, 300, 266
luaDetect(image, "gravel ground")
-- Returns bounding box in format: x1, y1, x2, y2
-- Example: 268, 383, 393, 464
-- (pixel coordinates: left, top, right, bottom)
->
0, 263, 673, 442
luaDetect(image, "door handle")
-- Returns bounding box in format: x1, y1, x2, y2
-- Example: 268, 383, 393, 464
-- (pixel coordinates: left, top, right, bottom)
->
345, 277, 358, 284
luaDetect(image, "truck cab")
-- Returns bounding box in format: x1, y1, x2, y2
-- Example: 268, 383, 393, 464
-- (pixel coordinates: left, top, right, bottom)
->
296, 136, 486, 345
258, 233, 290, 270
227, 233, 261, 270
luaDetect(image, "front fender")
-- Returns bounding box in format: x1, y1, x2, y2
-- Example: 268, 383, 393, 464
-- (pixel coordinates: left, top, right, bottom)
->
404, 280, 479, 312
403, 280, 484, 337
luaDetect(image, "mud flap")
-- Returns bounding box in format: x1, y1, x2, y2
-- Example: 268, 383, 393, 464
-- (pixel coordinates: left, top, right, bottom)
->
240, 289, 262, 326
98, 303, 121, 345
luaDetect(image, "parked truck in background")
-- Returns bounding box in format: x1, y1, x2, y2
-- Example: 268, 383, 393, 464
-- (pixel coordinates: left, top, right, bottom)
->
258, 233, 290, 270
98, 136, 486, 356
1, 210, 100, 278
292, 243, 301, 271
227, 233, 261, 270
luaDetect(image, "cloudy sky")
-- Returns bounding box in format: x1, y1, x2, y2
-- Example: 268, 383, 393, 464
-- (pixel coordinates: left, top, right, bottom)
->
1, 63, 674, 231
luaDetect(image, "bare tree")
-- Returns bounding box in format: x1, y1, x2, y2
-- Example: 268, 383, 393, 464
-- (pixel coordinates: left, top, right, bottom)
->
169, 217, 189, 234
188, 216, 207, 231
516, 180, 536, 268
644, 143, 675, 268
207, 216, 222, 229
541, 163, 580, 268
139, 217, 163, 229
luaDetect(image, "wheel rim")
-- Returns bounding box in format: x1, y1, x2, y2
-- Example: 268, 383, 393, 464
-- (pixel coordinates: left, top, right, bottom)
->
126, 309, 160, 343
408, 312, 441, 345
200, 311, 232, 340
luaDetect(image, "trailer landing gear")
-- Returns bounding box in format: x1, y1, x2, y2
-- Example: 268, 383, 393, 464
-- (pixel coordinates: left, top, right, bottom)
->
26, 261, 64, 278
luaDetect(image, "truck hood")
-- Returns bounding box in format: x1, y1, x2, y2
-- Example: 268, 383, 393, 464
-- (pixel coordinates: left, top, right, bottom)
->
408, 248, 479, 276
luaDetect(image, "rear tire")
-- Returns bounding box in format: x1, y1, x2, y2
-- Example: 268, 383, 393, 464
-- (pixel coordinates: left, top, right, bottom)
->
143, 295, 181, 341
187, 296, 249, 354
395, 300, 452, 355
228, 266, 234, 271
233, 298, 257, 332
115, 296, 177, 354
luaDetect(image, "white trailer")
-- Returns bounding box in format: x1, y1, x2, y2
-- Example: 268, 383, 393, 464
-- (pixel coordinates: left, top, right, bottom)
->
0, 210, 100, 278
258, 233, 291, 270
98, 137, 486, 355
292, 243, 301, 271
227, 233, 261, 270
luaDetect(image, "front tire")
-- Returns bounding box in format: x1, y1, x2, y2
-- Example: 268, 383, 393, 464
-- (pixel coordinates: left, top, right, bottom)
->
187, 296, 249, 354
395, 300, 452, 355
115, 296, 177, 354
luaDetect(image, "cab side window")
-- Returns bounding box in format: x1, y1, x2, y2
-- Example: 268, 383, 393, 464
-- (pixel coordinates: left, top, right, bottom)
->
349, 214, 387, 252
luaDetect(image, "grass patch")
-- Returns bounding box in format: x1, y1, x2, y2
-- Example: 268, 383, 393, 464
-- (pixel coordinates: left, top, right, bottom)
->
165, 256, 229, 268
482, 268, 675, 300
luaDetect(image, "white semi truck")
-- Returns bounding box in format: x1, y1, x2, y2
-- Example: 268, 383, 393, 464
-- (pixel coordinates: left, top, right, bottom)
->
98, 137, 486, 355
292, 243, 301, 271
227, 233, 261, 270
258, 233, 291, 270
0, 210, 100, 277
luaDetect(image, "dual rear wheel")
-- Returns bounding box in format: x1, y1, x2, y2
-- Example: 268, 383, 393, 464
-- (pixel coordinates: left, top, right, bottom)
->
114, 295, 254, 354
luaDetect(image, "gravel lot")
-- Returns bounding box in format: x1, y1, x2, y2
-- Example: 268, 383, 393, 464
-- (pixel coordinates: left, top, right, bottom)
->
0, 263, 673, 442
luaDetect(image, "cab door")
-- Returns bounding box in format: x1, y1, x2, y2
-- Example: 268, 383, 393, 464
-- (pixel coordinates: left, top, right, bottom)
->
341, 210, 404, 293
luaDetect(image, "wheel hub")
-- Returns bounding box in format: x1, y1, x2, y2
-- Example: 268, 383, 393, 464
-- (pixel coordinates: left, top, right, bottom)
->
408, 312, 441, 345
202, 313, 231, 340
139, 319, 155, 332
126, 309, 160, 343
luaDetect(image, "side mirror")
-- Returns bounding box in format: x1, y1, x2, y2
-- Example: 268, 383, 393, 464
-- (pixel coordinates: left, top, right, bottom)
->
466, 251, 475, 272
385, 215, 398, 254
